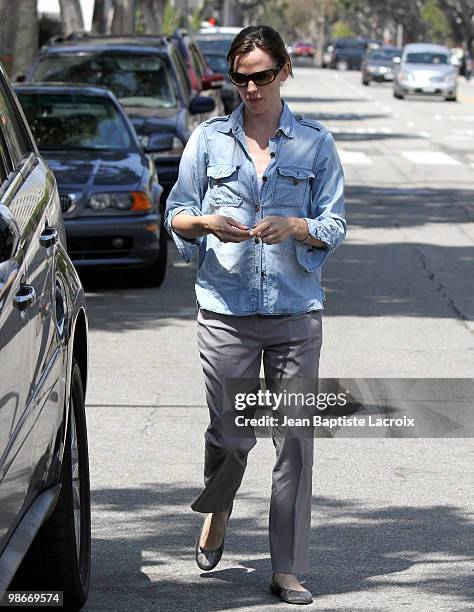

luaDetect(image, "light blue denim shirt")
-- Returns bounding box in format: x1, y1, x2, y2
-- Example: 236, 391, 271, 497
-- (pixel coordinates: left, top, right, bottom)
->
165, 101, 346, 315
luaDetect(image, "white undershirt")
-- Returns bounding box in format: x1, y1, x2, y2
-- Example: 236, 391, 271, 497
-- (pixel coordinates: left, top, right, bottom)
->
256, 172, 263, 195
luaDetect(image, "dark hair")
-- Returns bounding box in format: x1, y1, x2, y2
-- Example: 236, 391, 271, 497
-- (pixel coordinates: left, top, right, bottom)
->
227, 25, 293, 77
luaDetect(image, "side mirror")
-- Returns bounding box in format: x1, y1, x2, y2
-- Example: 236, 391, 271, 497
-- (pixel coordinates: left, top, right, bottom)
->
0, 205, 19, 263
189, 95, 216, 115
201, 73, 224, 90
144, 132, 176, 153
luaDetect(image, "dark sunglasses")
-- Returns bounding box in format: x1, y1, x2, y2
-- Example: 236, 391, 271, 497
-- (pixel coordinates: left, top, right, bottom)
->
229, 62, 285, 87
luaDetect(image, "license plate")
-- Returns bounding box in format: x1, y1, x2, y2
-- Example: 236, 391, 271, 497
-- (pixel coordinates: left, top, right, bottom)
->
423, 87, 436, 93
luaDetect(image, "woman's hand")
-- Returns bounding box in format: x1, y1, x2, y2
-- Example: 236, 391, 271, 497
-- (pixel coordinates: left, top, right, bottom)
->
204, 215, 252, 243
249, 216, 300, 244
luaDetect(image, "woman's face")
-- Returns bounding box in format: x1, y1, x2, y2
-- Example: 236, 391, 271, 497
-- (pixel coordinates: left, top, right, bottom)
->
232, 47, 289, 116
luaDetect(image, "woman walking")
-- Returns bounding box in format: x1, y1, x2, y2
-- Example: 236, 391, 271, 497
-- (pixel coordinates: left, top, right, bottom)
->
165, 25, 346, 604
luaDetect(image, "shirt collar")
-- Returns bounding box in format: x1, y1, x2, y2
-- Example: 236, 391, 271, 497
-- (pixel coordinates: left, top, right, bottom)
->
218, 100, 294, 138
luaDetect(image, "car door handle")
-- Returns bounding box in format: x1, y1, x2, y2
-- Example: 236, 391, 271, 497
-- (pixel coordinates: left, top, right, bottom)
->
40, 227, 58, 248
14, 284, 36, 310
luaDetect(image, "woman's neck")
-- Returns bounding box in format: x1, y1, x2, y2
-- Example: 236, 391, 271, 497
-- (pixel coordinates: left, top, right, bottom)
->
243, 100, 283, 139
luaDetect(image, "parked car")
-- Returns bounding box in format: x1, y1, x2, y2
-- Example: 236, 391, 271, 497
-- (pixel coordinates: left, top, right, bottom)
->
25, 35, 216, 203
329, 38, 381, 70
170, 29, 226, 116
393, 43, 457, 101
194, 40, 240, 114
0, 62, 90, 610
292, 41, 315, 58
15, 83, 167, 286
361, 46, 402, 85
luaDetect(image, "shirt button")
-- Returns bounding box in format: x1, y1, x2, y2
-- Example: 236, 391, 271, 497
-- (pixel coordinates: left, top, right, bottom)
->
255, 204, 260, 211
270, 152, 276, 158
261, 270, 266, 277
292, 179, 299, 185
254, 237, 260, 244
262, 176, 268, 182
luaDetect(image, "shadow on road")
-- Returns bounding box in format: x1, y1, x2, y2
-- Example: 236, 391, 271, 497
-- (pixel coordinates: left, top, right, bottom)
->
85, 484, 473, 610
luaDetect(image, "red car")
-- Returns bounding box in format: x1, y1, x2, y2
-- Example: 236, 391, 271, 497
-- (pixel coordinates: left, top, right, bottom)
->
292, 41, 315, 58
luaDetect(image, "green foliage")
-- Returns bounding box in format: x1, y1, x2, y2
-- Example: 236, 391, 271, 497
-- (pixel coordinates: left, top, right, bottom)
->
331, 20, 354, 38
421, 0, 450, 43
162, 0, 180, 35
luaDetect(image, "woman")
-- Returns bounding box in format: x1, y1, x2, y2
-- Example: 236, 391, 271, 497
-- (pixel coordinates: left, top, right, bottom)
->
165, 25, 346, 605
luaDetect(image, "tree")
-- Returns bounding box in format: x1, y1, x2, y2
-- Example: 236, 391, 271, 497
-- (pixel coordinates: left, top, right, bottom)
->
435, 0, 474, 53
12, 0, 39, 78
58, 0, 84, 35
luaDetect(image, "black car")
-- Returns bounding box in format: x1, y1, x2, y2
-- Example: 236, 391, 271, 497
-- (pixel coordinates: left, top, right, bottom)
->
16, 83, 168, 286
26, 35, 216, 203
361, 46, 402, 85
329, 38, 381, 70
0, 63, 90, 609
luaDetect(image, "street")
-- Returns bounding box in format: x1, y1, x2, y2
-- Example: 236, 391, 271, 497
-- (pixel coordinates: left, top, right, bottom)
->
82, 67, 474, 611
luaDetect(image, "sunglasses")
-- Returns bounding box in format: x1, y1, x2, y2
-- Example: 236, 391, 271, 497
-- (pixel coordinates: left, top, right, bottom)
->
229, 62, 285, 87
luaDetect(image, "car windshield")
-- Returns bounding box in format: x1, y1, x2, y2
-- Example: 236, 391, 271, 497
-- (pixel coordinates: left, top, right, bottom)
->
405, 52, 448, 65
197, 38, 233, 55
32, 54, 177, 109
370, 49, 400, 60
336, 40, 366, 49
205, 54, 228, 74
17, 93, 134, 151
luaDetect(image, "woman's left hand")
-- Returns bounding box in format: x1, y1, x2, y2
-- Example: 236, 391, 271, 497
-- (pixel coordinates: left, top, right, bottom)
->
249, 215, 301, 244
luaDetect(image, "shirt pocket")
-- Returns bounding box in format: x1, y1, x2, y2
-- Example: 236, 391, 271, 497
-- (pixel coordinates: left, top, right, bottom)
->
273, 166, 315, 207
206, 164, 242, 207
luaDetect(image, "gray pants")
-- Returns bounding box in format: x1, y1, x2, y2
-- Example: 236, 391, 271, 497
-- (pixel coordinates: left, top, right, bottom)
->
191, 307, 323, 574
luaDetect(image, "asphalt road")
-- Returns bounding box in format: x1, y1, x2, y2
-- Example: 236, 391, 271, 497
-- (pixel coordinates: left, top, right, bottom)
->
81, 67, 474, 611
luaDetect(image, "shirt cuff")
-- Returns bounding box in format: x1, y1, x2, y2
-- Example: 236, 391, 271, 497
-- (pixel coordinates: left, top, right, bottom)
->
165, 207, 204, 263
294, 218, 332, 273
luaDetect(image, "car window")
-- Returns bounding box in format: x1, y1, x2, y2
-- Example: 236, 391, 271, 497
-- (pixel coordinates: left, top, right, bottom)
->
206, 54, 228, 74
172, 49, 192, 99
18, 93, 134, 151
406, 52, 448, 65
196, 38, 233, 55
189, 44, 203, 83
0, 85, 32, 167
370, 50, 400, 60
32, 54, 177, 109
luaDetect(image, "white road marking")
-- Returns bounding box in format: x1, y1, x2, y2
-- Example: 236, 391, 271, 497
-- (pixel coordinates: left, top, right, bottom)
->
339, 150, 373, 165
401, 151, 460, 165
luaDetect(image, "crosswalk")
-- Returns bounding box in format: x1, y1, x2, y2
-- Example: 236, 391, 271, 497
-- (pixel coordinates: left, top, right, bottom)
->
338, 148, 472, 167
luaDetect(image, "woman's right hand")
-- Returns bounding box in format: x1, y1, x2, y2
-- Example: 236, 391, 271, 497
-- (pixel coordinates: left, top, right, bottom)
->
203, 215, 252, 243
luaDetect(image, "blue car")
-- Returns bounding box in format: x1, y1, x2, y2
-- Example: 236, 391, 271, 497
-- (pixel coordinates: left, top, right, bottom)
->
25, 35, 217, 204
15, 83, 167, 286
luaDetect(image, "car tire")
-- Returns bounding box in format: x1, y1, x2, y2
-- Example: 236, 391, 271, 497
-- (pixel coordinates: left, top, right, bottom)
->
362, 78, 370, 86
136, 222, 168, 288
445, 94, 457, 102
393, 89, 404, 99
11, 360, 91, 611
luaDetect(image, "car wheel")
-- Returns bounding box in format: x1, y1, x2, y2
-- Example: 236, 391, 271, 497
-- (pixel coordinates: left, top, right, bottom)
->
393, 89, 404, 99
136, 221, 168, 288
11, 360, 91, 611
445, 94, 457, 102
362, 78, 370, 86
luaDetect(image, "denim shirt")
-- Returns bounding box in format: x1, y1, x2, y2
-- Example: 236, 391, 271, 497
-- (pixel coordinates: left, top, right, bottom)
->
165, 101, 346, 315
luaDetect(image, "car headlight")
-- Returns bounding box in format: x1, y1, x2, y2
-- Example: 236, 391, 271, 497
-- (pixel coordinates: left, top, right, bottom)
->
399, 71, 414, 81
88, 192, 152, 213
367, 65, 377, 73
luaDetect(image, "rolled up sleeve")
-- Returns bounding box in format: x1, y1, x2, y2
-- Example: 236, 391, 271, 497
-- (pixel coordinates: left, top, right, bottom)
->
164, 126, 207, 263
295, 130, 346, 273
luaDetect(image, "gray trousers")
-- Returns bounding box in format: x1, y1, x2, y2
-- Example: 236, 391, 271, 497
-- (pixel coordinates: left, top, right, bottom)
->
191, 307, 323, 574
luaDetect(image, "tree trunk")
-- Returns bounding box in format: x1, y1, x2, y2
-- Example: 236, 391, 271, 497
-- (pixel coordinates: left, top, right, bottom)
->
111, 0, 135, 34
139, 0, 166, 34
11, 0, 38, 79
58, 0, 84, 36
